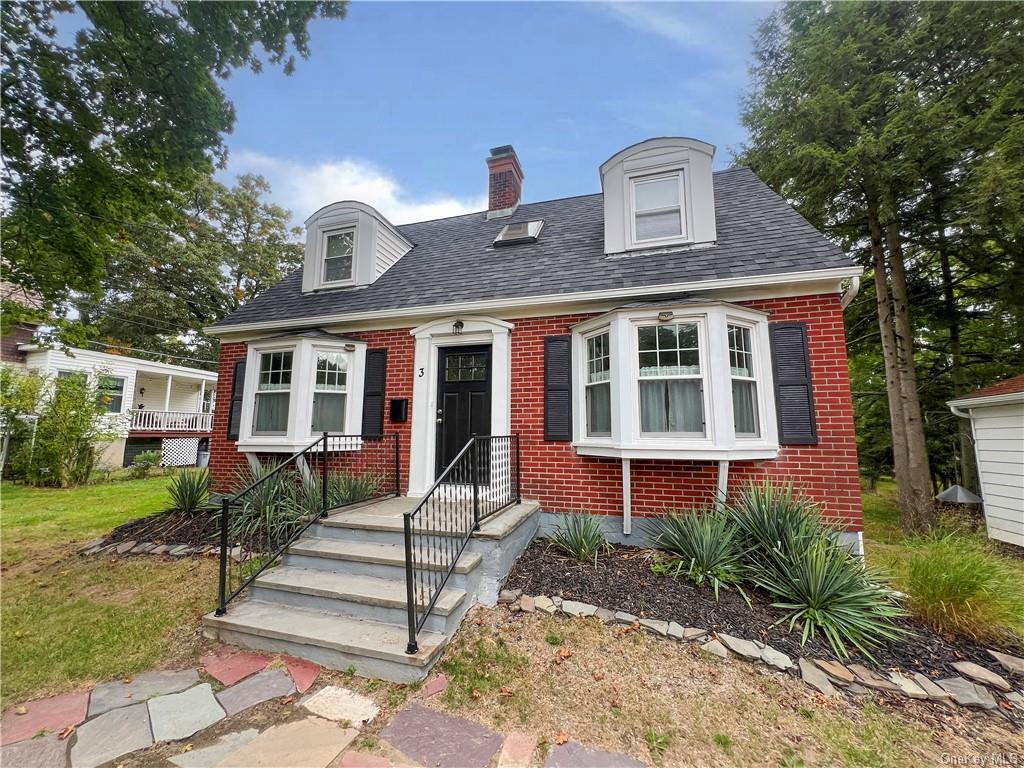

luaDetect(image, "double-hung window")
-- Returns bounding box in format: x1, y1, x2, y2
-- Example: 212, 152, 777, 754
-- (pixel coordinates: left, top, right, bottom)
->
311, 351, 348, 433
728, 324, 759, 437
632, 172, 685, 243
254, 351, 292, 435
323, 229, 354, 284
637, 322, 704, 435
96, 375, 125, 413
585, 332, 611, 436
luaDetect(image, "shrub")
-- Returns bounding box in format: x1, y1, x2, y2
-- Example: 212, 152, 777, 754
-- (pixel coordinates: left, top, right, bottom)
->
168, 468, 210, 515
128, 450, 163, 479
726, 482, 828, 561
651, 507, 747, 600
896, 532, 1024, 642
749, 536, 907, 659
228, 462, 306, 545
550, 513, 610, 563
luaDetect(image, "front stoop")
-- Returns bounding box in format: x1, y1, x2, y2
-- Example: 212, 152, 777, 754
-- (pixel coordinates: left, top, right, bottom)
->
202, 500, 540, 683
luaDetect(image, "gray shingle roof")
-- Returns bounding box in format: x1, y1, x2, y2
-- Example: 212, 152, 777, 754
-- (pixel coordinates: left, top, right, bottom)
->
212, 167, 851, 330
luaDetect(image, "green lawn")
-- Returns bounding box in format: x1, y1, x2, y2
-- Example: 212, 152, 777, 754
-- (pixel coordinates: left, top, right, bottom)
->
1, 478, 217, 707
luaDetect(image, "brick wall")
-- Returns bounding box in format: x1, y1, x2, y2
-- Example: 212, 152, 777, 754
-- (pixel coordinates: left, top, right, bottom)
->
0, 325, 33, 364
208, 292, 862, 530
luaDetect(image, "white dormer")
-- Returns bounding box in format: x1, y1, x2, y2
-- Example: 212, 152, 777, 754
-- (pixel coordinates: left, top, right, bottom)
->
301, 201, 413, 293
600, 137, 717, 255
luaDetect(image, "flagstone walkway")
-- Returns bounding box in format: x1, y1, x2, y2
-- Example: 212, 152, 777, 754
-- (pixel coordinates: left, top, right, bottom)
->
0, 645, 640, 767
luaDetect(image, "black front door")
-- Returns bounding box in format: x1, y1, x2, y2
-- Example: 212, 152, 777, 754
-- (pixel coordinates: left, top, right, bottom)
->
435, 345, 492, 478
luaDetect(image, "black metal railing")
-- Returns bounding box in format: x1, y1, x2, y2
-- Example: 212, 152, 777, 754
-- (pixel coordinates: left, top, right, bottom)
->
216, 432, 400, 615
403, 434, 521, 653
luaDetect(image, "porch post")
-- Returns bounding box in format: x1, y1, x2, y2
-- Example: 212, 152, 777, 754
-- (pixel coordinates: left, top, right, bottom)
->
198, 379, 206, 412
164, 375, 173, 411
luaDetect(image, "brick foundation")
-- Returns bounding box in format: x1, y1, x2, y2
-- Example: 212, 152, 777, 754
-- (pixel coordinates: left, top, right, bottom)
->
209, 292, 862, 531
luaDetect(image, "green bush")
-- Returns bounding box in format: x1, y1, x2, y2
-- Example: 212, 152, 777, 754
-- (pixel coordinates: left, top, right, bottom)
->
750, 536, 907, 659
550, 513, 610, 563
297, 470, 384, 515
651, 507, 747, 600
228, 462, 307, 544
896, 532, 1024, 642
128, 449, 163, 479
168, 468, 210, 515
726, 482, 828, 561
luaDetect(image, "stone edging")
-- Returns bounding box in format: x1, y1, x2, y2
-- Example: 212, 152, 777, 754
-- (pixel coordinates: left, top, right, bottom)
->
75, 538, 242, 560
498, 590, 1024, 716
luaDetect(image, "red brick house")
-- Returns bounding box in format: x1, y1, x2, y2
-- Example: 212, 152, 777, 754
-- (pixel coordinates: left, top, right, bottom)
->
205, 137, 864, 552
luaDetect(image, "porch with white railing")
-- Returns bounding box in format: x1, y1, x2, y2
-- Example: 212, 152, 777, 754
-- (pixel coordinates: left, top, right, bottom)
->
129, 409, 213, 432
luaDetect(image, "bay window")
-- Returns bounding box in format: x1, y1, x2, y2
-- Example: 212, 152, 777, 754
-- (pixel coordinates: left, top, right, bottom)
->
253, 351, 292, 435
585, 331, 611, 436
728, 324, 759, 437
311, 351, 348, 433
571, 301, 778, 459
637, 323, 704, 435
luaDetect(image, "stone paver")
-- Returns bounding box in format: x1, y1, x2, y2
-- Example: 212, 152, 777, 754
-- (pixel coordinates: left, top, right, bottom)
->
0, 732, 69, 768
799, 658, 838, 697
666, 622, 684, 640
201, 648, 271, 686
149, 683, 225, 742
561, 600, 597, 618
613, 611, 637, 625
218, 717, 356, 768
937, 677, 998, 709
886, 672, 927, 699
216, 669, 295, 716
338, 751, 392, 768
951, 661, 1011, 692
498, 731, 538, 768
912, 673, 954, 704
115, 540, 137, 554
681, 627, 707, 641
1006, 692, 1024, 712
168, 729, 259, 768
988, 649, 1024, 676
283, 656, 321, 694
595, 607, 616, 623
700, 639, 728, 658
847, 664, 899, 692
70, 702, 153, 768
302, 686, 380, 725
544, 740, 645, 768
88, 669, 199, 716
421, 674, 448, 698
517, 595, 534, 613
534, 596, 556, 614
718, 633, 761, 660
638, 619, 668, 636
498, 590, 520, 604
814, 659, 855, 685
760, 645, 794, 671
380, 703, 502, 768
1, 689, 90, 746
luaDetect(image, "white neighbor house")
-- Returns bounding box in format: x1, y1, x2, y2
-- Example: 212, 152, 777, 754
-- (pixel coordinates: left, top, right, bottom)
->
948, 373, 1024, 548
15, 345, 217, 469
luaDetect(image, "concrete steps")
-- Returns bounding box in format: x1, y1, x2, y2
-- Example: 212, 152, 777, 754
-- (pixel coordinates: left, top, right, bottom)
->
202, 497, 540, 683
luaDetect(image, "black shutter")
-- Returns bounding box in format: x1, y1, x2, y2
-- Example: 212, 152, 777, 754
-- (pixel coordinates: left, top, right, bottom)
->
544, 335, 572, 441
226, 359, 246, 441
769, 322, 818, 445
361, 348, 387, 436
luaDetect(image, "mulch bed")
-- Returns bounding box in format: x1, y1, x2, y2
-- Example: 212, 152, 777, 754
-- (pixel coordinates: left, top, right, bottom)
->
106, 509, 221, 548
504, 540, 1024, 682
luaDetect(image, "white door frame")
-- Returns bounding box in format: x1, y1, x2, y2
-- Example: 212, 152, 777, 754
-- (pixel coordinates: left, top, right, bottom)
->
408, 316, 513, 496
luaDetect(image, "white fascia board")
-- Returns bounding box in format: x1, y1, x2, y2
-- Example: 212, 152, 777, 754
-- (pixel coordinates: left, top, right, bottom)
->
947, 391, 1024, 409
206, 265, 863, 338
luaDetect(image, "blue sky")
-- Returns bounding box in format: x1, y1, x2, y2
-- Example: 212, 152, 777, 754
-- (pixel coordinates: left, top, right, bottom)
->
221, 2, 774, 225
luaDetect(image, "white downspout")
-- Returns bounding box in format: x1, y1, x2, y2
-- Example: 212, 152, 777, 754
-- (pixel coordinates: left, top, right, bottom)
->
840, 275, 861, 310
716, 459, 729, 504
621, 458, 632, 535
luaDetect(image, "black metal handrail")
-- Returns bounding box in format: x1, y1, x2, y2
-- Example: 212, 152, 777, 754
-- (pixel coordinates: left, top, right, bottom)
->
403, 434, 521, 653
216, 432, 400, 615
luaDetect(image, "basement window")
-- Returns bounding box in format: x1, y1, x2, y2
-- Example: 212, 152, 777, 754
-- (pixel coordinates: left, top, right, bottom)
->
494, 220, 543, 247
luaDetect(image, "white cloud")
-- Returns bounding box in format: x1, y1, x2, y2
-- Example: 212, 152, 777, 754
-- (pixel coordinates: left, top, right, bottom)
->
225, 149, 486, 226
596, 3, 715, 53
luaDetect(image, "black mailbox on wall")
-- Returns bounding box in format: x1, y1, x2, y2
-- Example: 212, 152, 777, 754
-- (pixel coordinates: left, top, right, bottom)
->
389, 398, 409, 423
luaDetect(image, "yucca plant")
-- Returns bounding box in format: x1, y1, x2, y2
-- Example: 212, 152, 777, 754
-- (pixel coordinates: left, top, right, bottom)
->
550, 513, 610, 563
296, 470, 385, 516
726, 482, 830, 562
228, 462, 305, 546
750, 537, 908, 659
168, 468, 210, 515
652, 507, 747, 601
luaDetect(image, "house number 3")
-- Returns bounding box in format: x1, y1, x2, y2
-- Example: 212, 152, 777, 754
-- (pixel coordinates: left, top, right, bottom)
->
418, 367, 424, 378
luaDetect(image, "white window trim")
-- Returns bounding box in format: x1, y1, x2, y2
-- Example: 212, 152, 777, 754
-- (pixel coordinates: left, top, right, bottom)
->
318, 226, 358, 289
727, 319, 766, 441
629, 170, 688, 248
571, 303, 779, 460
237, 336, 367, 453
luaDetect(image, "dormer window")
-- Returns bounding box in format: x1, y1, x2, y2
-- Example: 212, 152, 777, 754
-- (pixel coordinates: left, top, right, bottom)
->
632, 172, 685, 243
323, 229, 355, 284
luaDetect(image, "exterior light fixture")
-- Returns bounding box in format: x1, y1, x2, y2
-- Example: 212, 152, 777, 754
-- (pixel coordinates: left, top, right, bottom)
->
139, 387, 146, 396
344, 343, 356, 352
657, 311, 675, 322
453, 320, 465, 335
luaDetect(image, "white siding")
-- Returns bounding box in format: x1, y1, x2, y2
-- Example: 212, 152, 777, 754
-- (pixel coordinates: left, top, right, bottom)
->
375, 223, 411, 279
970, 402, 1024, 547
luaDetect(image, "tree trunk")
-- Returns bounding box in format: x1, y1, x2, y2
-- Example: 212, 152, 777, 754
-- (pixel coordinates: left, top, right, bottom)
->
867, 205, 912, 504
885, 223, 936, 532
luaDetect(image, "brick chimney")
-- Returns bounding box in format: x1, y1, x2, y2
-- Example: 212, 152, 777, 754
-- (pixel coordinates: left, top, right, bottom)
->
486, 145, 523, 218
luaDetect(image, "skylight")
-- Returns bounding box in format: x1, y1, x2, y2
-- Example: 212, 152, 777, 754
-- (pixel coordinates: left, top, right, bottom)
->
494, 220, 543, 247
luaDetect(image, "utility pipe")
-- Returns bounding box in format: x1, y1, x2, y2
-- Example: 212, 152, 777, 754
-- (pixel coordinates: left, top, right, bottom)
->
840, 275, 861, 309
621, 458, 632, 535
